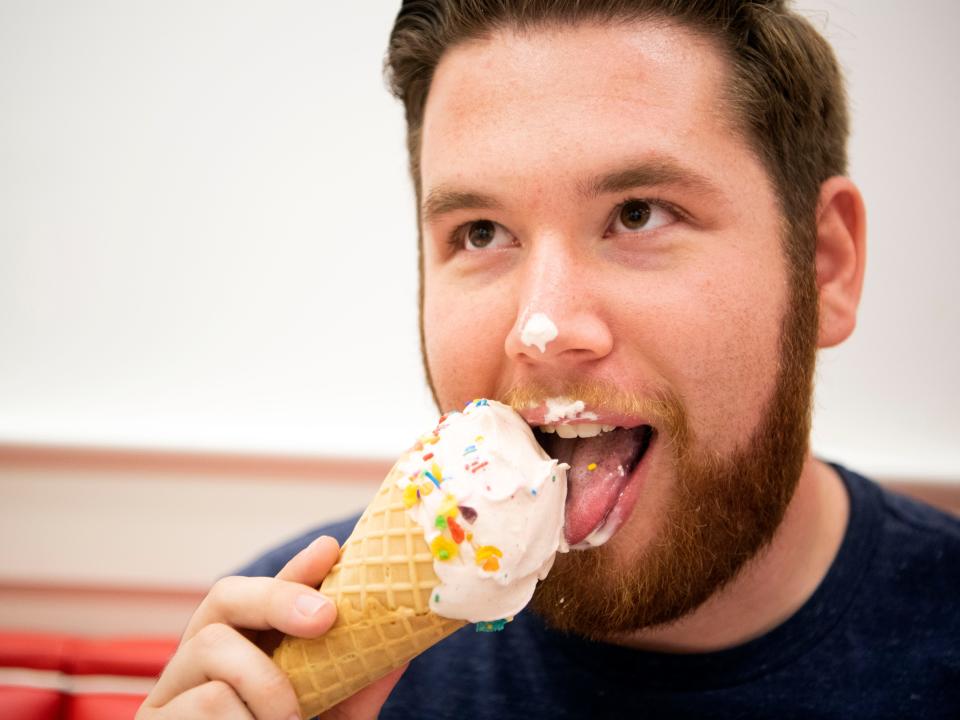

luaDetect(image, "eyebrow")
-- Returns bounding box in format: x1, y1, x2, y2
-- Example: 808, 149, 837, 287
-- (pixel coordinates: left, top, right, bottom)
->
580, 157, 723, 200
421, 189, 504, 225
421, 155, 721, 223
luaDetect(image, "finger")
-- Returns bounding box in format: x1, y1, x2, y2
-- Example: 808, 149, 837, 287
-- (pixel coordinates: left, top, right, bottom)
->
182, 575, 336, 642
144, 623, 298, 720
143, 680, 255, 720
276, 534, 341, 585
319, 664, 409, 720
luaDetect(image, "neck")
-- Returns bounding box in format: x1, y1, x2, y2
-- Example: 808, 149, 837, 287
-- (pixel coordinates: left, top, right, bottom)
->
610, 455, 849, 653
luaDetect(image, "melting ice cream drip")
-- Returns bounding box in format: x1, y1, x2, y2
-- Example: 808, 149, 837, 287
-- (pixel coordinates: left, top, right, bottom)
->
544, 397, 599, 424
520, 312, 558, 353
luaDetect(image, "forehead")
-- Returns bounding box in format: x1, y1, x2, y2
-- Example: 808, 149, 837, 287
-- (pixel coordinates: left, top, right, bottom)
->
420, 20, 754, 194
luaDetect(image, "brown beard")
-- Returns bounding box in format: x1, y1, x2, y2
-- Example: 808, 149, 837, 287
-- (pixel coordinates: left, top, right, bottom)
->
525, 260, 820, 640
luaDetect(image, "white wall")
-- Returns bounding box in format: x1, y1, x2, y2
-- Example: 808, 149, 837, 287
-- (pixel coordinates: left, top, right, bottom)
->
1, 1, 957, 479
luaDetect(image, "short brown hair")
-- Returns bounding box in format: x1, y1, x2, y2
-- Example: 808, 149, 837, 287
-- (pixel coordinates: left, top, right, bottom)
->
386, 0, 848, 280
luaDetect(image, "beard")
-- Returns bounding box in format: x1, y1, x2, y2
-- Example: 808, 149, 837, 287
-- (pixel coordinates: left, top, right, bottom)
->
525, 263, 820, 640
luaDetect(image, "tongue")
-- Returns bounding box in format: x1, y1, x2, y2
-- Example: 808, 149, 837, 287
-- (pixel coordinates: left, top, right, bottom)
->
543, 427, 646, 546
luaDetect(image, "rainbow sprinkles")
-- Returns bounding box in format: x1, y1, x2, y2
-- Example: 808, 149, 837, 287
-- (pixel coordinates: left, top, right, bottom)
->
396, 399, 569, 627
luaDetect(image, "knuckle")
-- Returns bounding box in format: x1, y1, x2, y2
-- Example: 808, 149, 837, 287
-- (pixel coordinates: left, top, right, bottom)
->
190, 576, 240, 623
207, 575, 244, 605
195, 680, 238, 713
193, 621, 236, 653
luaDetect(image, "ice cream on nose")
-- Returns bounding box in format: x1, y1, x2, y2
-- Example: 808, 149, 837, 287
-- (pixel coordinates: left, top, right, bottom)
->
520, 312, 559, 353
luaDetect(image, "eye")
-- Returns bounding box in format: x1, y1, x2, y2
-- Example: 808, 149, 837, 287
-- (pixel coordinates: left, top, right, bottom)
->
607, 199, 676, 235
455, 219, 515, 252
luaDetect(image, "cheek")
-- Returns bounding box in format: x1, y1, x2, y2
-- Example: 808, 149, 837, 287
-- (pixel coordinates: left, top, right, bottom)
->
641, 264, 787, 453
423, 276, 515, 409
696, 306, 781, 445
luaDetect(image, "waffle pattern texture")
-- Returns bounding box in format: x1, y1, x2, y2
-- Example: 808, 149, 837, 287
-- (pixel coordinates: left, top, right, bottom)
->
272, 461, 466, 718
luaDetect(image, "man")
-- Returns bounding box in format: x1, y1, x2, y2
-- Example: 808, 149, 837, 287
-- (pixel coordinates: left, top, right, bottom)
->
139, 1, 960, 718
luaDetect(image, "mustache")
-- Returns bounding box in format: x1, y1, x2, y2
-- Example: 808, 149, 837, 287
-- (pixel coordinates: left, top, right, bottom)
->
497, 379, 688, 444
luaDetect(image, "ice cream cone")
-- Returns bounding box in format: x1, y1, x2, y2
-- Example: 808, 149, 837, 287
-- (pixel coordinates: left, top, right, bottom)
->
272, 457, 467, 718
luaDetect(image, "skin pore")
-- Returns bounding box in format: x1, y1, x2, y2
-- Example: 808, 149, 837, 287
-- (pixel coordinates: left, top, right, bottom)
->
417, 20, 863, 652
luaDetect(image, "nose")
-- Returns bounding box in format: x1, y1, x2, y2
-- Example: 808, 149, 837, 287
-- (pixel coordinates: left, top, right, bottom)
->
504, 238, 613, 368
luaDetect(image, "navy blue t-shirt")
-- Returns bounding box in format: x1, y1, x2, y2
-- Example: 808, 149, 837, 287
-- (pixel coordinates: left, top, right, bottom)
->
240, 465, 960, 718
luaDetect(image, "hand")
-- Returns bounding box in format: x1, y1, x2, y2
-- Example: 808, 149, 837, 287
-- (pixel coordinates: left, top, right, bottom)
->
138, 536, 407, 719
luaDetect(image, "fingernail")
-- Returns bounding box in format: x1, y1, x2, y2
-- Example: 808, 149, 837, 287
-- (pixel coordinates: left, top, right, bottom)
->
295, 592, 329, 617
288, 714, 302, 720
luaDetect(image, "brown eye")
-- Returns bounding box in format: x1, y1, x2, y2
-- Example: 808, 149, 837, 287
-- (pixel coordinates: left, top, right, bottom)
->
619, 200, 651, 230
466, 220, 497, 249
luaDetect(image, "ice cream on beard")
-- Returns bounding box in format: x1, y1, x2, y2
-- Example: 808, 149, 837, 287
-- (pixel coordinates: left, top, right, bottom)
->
397, 399, 568, 625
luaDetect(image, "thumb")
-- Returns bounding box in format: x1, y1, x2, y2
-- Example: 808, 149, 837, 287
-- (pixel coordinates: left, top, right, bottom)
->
319, 663, 409, 720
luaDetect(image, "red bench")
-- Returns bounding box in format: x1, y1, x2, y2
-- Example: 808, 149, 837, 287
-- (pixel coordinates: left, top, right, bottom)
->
0, 631, 177, 719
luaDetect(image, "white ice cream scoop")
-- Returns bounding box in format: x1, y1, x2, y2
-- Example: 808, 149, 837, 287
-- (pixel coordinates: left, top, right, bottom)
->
396, 399, 569, 623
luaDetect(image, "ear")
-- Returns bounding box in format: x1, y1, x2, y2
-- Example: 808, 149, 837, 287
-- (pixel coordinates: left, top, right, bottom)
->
814, 176, 867, 348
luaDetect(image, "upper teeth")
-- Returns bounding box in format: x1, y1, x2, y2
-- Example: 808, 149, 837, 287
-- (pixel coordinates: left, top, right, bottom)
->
539, 423, 616, 438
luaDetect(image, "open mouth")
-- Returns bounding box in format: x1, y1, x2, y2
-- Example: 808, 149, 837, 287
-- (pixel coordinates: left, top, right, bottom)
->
533, 423, 654, 548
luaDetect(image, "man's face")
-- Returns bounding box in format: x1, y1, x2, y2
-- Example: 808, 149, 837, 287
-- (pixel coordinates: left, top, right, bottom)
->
418, 21, 816, 635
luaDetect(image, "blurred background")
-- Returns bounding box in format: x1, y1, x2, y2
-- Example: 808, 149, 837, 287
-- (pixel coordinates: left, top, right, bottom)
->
1, 0, 958, 644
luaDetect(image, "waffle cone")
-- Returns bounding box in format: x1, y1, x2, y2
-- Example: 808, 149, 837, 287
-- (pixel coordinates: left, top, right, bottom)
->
273, 457, 467, 718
